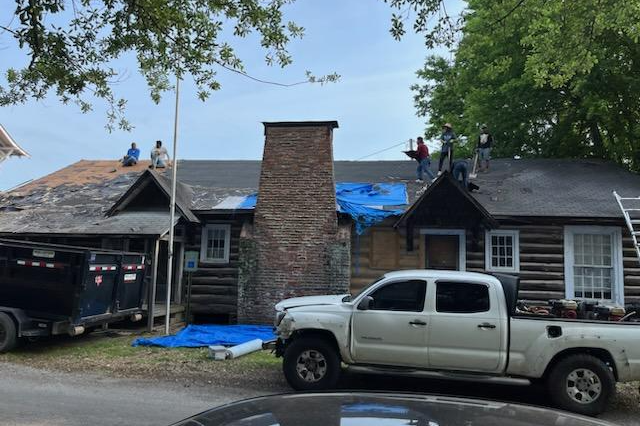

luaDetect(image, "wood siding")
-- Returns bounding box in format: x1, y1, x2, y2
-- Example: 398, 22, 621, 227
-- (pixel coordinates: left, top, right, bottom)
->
351, 220, 640, 303
184, 218, 243, 320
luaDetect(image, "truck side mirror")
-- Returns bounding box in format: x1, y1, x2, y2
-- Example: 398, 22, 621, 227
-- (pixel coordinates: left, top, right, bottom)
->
357, 296, 374, 311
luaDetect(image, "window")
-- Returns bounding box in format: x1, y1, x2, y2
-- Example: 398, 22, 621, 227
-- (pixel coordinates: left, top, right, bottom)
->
564, 226, 624, 304
200, 224, 231, 263
485, 230, 519, 272
369, 280, 426, 312
436, 282, 490, 313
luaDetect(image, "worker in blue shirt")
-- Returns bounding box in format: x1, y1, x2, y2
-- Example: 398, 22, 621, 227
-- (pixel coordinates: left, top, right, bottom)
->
121, 142, 140, 167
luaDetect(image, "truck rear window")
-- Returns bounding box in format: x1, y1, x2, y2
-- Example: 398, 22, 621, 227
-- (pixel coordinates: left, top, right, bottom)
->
436, 282, 490, 313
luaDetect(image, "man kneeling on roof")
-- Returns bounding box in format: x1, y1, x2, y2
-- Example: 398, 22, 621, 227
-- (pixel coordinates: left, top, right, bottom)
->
121, 142, 140, 167
452, 158, 479, 192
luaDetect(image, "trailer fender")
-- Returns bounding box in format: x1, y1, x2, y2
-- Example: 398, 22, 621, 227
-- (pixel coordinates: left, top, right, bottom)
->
0, 307, 45, 337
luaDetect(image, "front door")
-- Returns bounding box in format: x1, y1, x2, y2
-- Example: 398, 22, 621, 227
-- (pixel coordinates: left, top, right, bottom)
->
425, 234, 460, 270
351, 279, 429, 367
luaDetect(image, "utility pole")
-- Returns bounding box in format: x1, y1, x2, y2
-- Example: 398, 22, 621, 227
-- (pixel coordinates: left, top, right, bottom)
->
165, 76, 180, 335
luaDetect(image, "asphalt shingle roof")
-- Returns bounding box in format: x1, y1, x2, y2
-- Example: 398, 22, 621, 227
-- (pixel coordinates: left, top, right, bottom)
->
0, 158, 637, 236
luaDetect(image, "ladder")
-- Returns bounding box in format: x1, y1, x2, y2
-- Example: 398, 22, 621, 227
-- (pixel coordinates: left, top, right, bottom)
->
614, 191, 640, 264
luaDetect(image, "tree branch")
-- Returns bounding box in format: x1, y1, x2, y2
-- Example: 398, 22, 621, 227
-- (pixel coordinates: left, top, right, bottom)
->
493, 0, 528, 26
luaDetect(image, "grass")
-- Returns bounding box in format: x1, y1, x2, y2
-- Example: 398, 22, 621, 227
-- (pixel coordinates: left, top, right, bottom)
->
0, 331, 284, 390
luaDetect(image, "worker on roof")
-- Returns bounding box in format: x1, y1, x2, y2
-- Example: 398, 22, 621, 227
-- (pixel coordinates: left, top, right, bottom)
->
415, 136, 435, 183
438, 123, 457, 174
452, 158, 479, 192
477, 125, 494, 172
121, 142, 140, 167
150, 140, 170, 169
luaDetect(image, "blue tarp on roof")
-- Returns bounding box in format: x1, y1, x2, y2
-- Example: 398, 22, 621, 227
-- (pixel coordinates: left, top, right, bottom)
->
238, 193, 257, 209
235, 182, 407, 234
335, 182, 407, 206
132, 324, 275, 348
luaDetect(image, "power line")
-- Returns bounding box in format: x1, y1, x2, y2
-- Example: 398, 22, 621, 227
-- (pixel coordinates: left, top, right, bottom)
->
355, 141, 409, 161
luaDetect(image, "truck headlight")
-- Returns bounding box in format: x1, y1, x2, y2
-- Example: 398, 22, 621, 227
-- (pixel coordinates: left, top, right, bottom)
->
275, 311, 287, 327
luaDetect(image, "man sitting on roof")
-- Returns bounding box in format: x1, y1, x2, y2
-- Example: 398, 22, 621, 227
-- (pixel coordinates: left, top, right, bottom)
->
150, 140, 170, 169
121, 142, 140, 167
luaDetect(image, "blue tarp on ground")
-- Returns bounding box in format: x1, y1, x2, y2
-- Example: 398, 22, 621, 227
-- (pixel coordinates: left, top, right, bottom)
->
236, 182, 407, 234
132, 324, 275, 348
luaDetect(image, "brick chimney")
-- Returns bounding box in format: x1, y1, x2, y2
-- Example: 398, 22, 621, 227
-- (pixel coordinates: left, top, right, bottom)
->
237, 121, 350, 324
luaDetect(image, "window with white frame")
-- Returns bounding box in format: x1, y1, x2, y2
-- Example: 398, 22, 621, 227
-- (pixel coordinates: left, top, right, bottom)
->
485, 230, 520, 272
200, 224, 231, 263
564, 226, 624, 304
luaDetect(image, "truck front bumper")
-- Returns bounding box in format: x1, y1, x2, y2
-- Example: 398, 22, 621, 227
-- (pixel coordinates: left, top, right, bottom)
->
274, 338, 287, 357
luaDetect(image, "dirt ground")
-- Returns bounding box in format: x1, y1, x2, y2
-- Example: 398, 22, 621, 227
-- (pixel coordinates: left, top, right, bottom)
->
1, 330, 639, 424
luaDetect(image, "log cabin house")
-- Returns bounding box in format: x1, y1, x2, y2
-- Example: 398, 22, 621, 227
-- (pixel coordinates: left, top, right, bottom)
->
1, 121, 639, 324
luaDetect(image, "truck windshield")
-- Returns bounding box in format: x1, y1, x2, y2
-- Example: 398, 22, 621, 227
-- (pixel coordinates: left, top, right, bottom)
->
342, 275, 385, 302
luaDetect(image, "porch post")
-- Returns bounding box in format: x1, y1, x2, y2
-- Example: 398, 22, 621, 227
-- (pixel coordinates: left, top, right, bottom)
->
147, 238, 160, 332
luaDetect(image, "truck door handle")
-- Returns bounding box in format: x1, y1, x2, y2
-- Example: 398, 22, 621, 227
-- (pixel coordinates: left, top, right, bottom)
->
477, 323, 496, 329
409, 320, 427, 326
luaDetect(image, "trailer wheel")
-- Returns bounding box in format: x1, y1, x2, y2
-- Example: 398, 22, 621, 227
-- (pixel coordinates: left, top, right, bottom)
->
282, 337, 341, 391
547, 353, 615, 416
0, 312, 18, 353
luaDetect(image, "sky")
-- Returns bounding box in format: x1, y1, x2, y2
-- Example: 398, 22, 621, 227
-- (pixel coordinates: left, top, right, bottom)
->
0, 0, 462, 190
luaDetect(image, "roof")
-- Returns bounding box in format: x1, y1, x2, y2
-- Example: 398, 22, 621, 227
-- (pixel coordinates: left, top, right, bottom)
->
0, 124, 29, 158
177, 158, 640, 218
471, 158, 640, 217
108, 169, 200, 223
395, 172, 498, 229
0, 160, 171, 235
0, 158, 637, 237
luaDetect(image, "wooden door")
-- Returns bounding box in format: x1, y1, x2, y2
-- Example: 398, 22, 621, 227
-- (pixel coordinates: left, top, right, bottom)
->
425, 234, 460, 270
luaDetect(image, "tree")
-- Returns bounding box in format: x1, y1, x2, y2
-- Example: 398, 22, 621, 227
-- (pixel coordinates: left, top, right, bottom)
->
1, 0, 338, 130
389, 0, 640, 170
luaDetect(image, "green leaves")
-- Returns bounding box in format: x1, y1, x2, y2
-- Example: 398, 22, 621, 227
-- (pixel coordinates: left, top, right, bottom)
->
1, 0, 336, 130
401, 0, 640, 171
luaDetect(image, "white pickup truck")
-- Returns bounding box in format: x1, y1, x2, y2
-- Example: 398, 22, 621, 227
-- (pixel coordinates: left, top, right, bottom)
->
273, 270, 640, 416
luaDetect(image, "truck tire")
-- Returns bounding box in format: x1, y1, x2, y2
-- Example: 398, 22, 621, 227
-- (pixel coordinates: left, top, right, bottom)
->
547, 353, 615, 416
283, 336, 341, 391
0, 312, 18, 353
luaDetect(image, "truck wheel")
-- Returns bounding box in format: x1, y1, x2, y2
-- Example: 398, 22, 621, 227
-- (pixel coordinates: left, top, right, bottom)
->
283, 337, 341, 391
0, 313, 18, 353
547, 354, 615, 416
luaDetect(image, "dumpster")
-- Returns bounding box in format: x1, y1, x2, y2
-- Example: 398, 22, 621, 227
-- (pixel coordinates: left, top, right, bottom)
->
0, 238, 147, 352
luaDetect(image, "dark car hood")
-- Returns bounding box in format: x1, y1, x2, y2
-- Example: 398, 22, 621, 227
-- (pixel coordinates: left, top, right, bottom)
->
172, 392, 614, 426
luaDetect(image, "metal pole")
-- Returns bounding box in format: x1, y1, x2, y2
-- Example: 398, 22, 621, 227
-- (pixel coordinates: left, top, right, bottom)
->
147, 238, 160, 332
186, 272, 193, 325
165, 76, 181, 335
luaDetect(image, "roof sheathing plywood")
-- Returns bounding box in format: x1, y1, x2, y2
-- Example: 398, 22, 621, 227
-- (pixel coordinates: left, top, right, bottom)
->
18, 159, 152, 192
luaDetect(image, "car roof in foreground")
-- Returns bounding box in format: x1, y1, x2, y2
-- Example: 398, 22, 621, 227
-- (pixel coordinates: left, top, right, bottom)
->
172, 392, 614, 426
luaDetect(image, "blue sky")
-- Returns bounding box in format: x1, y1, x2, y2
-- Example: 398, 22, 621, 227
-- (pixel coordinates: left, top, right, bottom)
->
0, 0, 461, 190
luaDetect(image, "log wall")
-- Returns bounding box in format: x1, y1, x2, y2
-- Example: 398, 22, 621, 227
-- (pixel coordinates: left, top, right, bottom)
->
183, 217, 244, 321
350, 220, 640, 303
